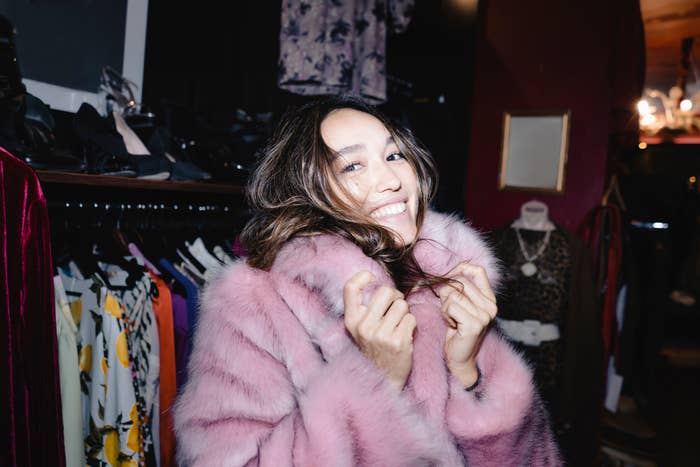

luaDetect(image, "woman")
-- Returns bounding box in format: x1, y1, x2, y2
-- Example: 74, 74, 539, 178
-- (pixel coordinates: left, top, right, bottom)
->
174, 96, 561, 466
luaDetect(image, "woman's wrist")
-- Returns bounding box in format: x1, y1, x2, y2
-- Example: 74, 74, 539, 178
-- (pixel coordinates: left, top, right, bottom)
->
448, 360, 480, 389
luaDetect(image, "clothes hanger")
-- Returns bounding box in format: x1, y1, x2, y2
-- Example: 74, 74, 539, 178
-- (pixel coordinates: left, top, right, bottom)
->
510, 199, 556, 231
52, 206, 112, 286
91, 206, 147, 290
602, 174, 627, 211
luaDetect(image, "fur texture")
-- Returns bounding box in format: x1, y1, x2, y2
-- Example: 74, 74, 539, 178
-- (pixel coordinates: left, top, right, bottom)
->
174, 211, 562, 466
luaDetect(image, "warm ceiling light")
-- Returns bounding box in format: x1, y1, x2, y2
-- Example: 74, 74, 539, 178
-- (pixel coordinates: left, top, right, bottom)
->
640, 114, 657, 126
638, 142, 648, 149
680, 99, 693, 112
637, 99, 651, 115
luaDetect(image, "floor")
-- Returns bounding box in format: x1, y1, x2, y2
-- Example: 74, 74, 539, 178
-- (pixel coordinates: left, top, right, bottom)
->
654, 353, 700, 465
601, 297, 700, 467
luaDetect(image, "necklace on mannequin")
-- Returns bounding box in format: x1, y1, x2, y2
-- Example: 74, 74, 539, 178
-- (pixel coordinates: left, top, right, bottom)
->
514, 227, 551, 277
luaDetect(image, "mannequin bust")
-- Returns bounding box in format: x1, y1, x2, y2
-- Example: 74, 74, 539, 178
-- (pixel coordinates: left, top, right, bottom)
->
511, 200, 556, 231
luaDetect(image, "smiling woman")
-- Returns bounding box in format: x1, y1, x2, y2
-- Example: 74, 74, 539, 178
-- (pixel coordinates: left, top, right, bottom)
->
241, 96, 438, 283
321, 108, 420, 245
173, 95, 562, 466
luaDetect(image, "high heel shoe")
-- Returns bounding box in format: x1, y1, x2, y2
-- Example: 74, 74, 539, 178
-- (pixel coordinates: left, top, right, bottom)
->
74, 103, 171, 179
99, 66, 138, 116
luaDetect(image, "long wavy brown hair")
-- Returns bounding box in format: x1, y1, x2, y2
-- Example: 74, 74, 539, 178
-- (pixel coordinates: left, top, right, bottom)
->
241, 95, 444, 294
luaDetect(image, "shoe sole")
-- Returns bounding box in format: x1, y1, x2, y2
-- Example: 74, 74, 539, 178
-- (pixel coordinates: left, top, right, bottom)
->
137, 171, 171, 180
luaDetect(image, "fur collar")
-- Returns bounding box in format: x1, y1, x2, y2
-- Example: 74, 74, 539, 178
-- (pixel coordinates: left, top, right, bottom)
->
271, 210, 501, 316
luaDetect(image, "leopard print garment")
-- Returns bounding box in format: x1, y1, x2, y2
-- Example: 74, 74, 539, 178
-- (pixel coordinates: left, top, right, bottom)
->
490, 226, 571, 423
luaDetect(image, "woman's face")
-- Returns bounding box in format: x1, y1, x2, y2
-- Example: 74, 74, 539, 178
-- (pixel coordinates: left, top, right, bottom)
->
321, 108, 419, 245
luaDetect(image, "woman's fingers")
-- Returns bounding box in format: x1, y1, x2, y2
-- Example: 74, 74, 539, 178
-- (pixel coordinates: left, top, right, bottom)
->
395, 312, 417, 341
343, 270, 376, 330
378, 298, 409, 334
365, 285, 404, 325
440, 289, 492, 333
446, 263, 496, 303
440, 275, 498, 320
343, 271, 413, 348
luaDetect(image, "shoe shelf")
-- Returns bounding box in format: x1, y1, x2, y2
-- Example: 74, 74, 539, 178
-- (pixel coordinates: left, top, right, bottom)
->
37, 170, 244, 195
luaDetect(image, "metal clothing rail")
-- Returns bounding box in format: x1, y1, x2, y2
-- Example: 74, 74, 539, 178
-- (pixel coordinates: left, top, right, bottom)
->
630, 219, 670, 230
48, 200, 238, 213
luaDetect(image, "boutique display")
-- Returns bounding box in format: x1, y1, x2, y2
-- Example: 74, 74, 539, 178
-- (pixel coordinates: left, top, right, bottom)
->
49, 200, 241, 467
490, 200, 602, 466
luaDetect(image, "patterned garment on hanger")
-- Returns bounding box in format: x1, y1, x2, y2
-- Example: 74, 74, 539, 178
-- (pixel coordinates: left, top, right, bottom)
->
101, 269, 160, 467
278, 0, 414, 103
59, 272, 141, 466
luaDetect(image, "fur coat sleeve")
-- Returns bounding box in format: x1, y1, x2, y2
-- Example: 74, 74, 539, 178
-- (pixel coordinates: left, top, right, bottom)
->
174, 211, 562, 466
173, 264, 445, 466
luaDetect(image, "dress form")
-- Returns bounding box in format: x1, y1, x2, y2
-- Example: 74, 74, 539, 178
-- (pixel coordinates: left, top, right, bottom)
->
511, 200, 556, 232
511, 200, 555, 276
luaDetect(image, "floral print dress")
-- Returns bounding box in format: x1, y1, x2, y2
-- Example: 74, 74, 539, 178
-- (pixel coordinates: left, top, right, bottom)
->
60, 268, 159, 467
278, 0, 415, 103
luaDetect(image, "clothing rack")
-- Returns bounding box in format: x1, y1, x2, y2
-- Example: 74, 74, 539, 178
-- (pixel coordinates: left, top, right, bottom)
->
48, 199, 237, 214
47, 197, 247, 236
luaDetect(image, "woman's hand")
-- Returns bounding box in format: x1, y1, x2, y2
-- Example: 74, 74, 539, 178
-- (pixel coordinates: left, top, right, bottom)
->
343, 271, 417, 391
439, 263, 498, 388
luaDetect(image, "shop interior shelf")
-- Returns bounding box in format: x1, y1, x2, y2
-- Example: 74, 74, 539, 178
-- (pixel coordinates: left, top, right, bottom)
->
37, 170, 244, 194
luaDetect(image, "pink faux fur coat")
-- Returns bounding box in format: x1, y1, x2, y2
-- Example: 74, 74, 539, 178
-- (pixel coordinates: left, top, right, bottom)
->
174, 211, 562, 466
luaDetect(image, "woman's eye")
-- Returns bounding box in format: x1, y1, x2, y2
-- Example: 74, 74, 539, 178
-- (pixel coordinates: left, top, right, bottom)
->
341, 162, 362, 173
386, 152, 406, 161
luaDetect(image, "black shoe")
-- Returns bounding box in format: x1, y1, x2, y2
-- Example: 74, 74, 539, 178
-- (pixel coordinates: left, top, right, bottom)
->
74, 103, 135, 176
146, 126, 211, 181
128, 153, 171, 180
21, 94, 85, 171
169, 159, 212, 181
74, 103, 171, 178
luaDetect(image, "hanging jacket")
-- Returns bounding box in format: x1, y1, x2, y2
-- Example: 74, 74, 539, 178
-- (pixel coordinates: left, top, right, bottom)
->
0, 148, 66, 466
174, 211, 561, 466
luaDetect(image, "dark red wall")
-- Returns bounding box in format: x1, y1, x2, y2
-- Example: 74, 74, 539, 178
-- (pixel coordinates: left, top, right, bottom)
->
464, 0, 642, 232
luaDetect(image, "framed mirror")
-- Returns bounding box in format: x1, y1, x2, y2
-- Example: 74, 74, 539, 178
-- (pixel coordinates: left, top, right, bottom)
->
498, 110, 571, 194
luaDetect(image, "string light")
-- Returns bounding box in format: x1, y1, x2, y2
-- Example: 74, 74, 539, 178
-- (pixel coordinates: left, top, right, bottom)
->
637, 86, 699, 134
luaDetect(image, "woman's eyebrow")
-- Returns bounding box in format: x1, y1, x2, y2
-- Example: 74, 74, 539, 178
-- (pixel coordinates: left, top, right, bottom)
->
337, 137, 396, 156
337, 143, 365, 156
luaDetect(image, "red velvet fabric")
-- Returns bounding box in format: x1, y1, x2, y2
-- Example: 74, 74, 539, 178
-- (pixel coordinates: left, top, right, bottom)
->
0, 147, 65, 466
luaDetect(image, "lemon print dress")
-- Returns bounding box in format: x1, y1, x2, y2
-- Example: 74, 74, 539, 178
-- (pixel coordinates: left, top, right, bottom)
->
60, 269, 158, 467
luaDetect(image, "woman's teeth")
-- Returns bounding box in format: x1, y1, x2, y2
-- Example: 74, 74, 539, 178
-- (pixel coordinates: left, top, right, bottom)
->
370, 202, 406, 218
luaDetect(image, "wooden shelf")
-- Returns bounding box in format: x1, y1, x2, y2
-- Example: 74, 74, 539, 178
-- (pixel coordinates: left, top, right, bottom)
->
640, 133, 700, 145
37, 170, 244, 194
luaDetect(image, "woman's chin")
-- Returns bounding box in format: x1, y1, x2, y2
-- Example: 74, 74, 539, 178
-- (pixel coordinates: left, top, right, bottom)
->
381, 223, 417, 246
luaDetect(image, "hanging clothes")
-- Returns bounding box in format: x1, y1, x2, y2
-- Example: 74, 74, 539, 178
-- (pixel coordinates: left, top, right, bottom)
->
170, 292, 190, 390
159, 259, 199, 391
59, 271, 141, 466
148, 272, 177, 467
102, 269, 160, 466
278, 0, 415, 103
54, 276, 86, 467
59, 263, 161, 467
0, 148, 66, 467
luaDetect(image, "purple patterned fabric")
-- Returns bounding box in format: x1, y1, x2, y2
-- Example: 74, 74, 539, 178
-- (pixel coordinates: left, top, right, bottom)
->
0, 148, 66, 466
278, 0, 414, 103
170, 292, 190, 390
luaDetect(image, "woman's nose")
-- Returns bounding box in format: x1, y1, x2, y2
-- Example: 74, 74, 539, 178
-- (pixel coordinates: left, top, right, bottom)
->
375, 162, 401, 192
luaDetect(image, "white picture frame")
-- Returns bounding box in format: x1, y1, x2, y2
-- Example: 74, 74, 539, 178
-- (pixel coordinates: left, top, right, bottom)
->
498, 110, 571, 194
